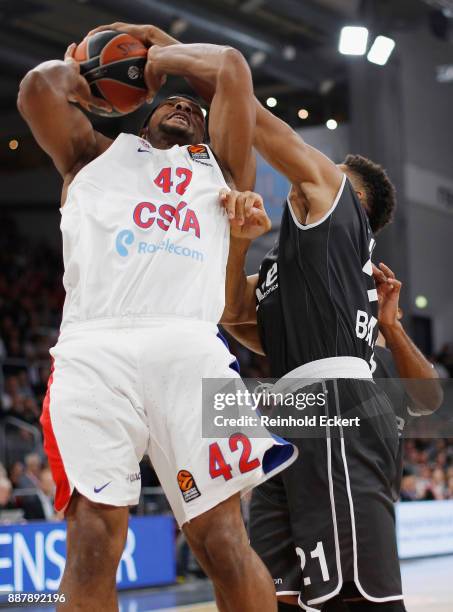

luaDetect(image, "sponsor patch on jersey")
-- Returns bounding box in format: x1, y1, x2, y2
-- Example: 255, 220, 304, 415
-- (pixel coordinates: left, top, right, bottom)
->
177, 469, 201, 503
187, 144, 210, 161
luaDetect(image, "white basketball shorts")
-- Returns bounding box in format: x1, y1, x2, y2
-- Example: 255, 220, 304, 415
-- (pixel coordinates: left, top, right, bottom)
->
40, 317, 297, 526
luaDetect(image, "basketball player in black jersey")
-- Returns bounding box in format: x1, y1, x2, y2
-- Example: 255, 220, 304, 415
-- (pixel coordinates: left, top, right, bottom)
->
220, 100, 408, 611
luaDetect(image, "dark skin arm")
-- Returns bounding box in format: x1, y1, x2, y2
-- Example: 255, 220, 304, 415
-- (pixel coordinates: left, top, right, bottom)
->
222, 239, 258, 327
17, 44, 113, 203
222, 323, 265, 356
218, 190, 271, 355
374, 263, 443, 413
254, 102, 345, 224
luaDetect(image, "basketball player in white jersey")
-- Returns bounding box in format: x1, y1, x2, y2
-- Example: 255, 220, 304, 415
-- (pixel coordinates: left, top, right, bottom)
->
18, 38, 297, 611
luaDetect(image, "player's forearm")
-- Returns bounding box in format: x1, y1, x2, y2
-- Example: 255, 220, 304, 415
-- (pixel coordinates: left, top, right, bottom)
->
144, 27, 216, 102
146, 25, 178, 47
253, 100, 314, 185
149, 44, 241, 87
382, 322, 443, 412
222, 237, 255, 325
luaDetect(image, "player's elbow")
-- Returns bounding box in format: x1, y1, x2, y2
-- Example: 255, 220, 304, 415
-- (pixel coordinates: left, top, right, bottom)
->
411, 380, 444, 414
220, 306, 246, 326
219, 47, 252, 89
426, 382, 444, 412
17, 70, 49, 117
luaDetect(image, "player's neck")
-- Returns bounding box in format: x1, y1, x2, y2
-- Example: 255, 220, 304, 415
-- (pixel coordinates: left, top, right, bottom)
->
144, 132, 189, 150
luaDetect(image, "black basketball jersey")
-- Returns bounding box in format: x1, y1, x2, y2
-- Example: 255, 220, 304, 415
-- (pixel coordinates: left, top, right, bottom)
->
256, 176, 378, 377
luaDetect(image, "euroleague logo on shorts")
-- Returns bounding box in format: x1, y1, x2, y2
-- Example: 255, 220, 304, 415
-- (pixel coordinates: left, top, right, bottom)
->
177, 469, 201, 503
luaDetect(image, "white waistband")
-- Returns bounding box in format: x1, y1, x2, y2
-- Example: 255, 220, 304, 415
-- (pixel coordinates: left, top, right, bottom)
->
284, 356, 372, 380
60, 315, 218, 333
273, 357, 372, 394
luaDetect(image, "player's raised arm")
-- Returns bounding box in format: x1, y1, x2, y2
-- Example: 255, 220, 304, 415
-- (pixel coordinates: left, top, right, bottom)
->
219, 189, 271, 355
374, 263, 443, 413
17, 44, 112, 180
144, 43, 256, 191
254, 101, 344, 219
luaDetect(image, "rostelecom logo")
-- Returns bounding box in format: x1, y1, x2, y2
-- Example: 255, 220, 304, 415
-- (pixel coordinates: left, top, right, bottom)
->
116, 229, 135, 257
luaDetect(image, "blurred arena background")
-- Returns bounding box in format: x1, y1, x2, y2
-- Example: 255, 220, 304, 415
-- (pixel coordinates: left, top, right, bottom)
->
0, 0, 452, 610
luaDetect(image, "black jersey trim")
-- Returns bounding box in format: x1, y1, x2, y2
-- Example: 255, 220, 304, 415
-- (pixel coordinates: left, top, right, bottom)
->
286, 174, 346, 230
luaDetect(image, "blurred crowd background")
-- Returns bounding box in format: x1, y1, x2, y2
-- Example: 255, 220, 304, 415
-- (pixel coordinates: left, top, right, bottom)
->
1, 217, 453, 526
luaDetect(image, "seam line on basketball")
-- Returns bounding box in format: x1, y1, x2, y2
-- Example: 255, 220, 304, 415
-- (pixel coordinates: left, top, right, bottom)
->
86, 55, 146, 72
89, 78, 146, 92
82, 56, 147, 81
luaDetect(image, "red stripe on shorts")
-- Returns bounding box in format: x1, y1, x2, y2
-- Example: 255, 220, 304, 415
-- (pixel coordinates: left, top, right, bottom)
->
40, 358, 71, 512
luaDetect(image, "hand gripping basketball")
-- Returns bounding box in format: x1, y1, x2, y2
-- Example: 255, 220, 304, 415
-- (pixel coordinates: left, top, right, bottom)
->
144, 45, 168, 103
64, 43, 112, 114
73, 30, 150, 116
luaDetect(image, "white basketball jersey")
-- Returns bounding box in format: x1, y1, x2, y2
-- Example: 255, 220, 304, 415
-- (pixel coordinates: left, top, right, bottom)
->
59, 133, 230, 330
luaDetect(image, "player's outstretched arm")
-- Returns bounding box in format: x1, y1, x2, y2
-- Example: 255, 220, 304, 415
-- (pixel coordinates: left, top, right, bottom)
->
17, 44, 112, 181
145, 43, 256, 192
220, 188, 270, 327
374, 263, 443, 413
221, 259, 264, 356
254, 100, 344, 219
219, 189, 269, 354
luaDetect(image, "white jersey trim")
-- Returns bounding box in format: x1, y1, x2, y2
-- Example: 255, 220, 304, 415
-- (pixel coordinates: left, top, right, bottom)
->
335, 380, 404, 603
303, 382, 343, 607
286, 173, 347, 231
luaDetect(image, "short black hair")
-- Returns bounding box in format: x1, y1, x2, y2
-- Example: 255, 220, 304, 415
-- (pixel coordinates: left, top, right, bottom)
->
343, 154, 396, 233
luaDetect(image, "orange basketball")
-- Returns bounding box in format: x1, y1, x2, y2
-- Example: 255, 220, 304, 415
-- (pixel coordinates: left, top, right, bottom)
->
177, 470, 194, 492
74, 30, 148, 117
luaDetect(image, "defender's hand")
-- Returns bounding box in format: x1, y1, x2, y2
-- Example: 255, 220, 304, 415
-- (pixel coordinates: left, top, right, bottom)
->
372, 262, 402, 329
88, 23, 177, 48
219, 189, 272, 241
64, 43, 112, 113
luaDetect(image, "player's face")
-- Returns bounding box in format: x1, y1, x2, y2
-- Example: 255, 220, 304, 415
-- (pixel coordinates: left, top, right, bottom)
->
148, 98, 205, 144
